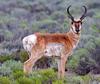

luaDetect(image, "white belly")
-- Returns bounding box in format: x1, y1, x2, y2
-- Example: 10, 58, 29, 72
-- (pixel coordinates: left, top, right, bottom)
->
44, 43, 64, 57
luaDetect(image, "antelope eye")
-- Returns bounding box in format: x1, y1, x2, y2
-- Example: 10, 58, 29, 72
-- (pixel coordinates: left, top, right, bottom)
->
71, 22, 73, 24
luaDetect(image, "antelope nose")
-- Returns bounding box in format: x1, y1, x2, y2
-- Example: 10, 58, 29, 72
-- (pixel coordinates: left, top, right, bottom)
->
76, 29, 80, 32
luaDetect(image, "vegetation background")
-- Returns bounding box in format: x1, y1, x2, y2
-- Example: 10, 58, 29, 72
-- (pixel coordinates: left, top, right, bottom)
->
0, 0, 100, 84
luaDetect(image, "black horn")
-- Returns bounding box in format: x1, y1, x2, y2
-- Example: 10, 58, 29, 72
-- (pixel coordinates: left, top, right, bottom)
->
80, 6, 87, 20
67, 5, 74, 21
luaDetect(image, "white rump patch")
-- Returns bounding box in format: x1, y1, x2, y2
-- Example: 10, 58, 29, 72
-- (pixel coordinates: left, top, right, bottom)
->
22, 34, 37, 52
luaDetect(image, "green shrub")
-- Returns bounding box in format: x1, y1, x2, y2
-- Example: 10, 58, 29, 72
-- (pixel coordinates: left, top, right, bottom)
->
65, 76, 83, 84
53, 79, 64, 84
30, 72, 42, 84
0, 55, 12, 63
0, 77, 11, 84
19, 50, 29, 62
38, 68, 56, 81
32, 19, 57, 28
0, 60, 23, 77
30, 68, 56, 84
68, 55, 79, 70
51, 11, 66, 20
19, 20, 28, 29
91, 24, 99, 33
31, 77, 42, 84
68, 48, 90, 70
4, 30, 13, 39
74, 48, 90, 58
85, 41, 96, 51
0, 15, 16, 24
3, 60, 23, 71
17, 77, 33, 84
95, 38, 100, 46
11, 81, 19, 84
65, 75, 91, 84
81, 75, 91, 84
62, 20, 69, 32
32, 19, 59, 32
93, 12, 100, 19
13, 70, 25, 79
0, 65, 12, 76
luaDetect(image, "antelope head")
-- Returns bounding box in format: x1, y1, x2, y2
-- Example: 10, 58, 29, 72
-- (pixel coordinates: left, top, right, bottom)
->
67, 5, 87, 34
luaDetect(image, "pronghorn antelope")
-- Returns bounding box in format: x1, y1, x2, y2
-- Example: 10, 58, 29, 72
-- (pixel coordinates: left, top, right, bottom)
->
22, 5, 87, 78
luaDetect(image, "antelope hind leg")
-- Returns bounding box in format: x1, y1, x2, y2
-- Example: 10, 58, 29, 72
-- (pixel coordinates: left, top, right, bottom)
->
24, 52, 43, 74
24, 57, 34, 74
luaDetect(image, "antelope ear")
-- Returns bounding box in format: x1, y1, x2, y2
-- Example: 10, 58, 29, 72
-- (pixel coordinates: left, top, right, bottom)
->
80, 19, 84, 24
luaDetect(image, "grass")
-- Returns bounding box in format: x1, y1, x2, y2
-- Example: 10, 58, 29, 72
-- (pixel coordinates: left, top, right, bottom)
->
1, 59, 100, 84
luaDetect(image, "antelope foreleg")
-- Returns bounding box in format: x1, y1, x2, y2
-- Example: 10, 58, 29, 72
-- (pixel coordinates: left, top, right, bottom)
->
58, 57, 67, 79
